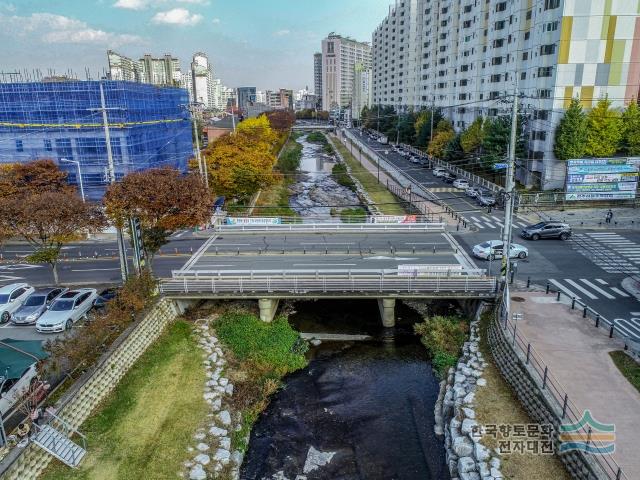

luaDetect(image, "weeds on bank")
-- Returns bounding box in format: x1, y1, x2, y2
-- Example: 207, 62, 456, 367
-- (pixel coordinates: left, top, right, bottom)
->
609, 351, 640, 393
414, 315, 468, 378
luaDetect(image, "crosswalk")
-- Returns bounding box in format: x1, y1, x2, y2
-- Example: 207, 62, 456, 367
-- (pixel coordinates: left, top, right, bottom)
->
569, 232, 640, 274
615, 312, 640, 341
546, 277, 631, 301
465, 214, 530, 231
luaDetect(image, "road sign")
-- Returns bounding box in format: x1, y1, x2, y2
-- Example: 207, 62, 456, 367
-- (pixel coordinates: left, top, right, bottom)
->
493, 163, 508, 170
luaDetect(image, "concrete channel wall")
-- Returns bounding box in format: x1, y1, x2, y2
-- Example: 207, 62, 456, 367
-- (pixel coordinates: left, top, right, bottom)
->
487, 313, 609, 480
0, 298, 180, 480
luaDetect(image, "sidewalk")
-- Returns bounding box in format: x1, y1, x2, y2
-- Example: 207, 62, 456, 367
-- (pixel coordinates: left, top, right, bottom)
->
512, 292, 640, 478
519, 206, 640, 230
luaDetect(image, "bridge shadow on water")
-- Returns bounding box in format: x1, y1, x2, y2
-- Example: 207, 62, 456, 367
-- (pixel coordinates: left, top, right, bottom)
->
240, 299, 451, 480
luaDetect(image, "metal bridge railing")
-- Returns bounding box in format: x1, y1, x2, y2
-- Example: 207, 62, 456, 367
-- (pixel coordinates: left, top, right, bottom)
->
216, 222, 445, 233
171, 267, 488, 278
160, 274, 498, 296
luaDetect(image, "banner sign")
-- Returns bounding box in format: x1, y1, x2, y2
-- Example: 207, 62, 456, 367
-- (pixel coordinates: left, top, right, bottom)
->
226, 217, 282, 225
370, 215, 417, 224
565, 158, 638, 201
397, 264, 464, 276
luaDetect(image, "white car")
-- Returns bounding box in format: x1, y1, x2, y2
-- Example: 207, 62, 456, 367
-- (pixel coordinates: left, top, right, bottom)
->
432, 167, 447, 177
472, 240, 528, 260
453, 179, 470, 189
0, 339, 49, 416
35, 288, 98, 333
0, 283, 35, 324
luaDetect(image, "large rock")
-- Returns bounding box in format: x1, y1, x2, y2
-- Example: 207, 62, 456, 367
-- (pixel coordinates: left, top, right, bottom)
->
453, 436, 474, 457
218, 410, 231, 426
476, 378, 487, 387
463, 392, 475, 405
474, 442, 491, 462
460, 472, 480, 480
303, 446, 336, 474
189, 464, 207, 480
219, 436, 231, 451
209, 426, 228, 436
214, 448, 231, 463
458, 456, 476, 474
462, 407, 475, 419
196, 443, 209, 452
461, 418, 478, 435
194, 453, 210, 466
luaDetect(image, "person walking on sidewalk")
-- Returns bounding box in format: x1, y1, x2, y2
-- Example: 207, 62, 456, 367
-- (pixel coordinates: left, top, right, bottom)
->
605, 209, 613, 224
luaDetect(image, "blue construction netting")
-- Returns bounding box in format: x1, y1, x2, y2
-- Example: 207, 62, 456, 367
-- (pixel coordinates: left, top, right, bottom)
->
0, 80, 193, 200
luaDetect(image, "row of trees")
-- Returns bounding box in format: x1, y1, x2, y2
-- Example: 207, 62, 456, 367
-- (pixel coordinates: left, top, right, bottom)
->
554, 97, 640, 159
0, 161, 211, 283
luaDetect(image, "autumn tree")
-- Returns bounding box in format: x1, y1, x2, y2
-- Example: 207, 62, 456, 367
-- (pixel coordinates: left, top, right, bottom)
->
585, 97, 622, 157
460, 117, 484, 154
104, 168, 212, 266
554, 98, 588, 160
621, 100, 640, 156
0, 162, 106, 284
264, 110, 295, 131
237, 115, 278, 147
414, 109, 443, 149
427, 120, 455, 158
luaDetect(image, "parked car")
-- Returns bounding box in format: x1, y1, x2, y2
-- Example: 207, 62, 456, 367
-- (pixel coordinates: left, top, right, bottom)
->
35, 288, 98, 333
472, 240, 529, 260
11, 288, 68, 325
442, 172, 457, 183
0, 339, 49, 416
93, 288, 119, 309
520, 222, 572, 241
0, 283, 35, 324
432, 167, 447, 177
453, 178, 470, 189
410, 156, 420, 164
477, 191, 496, 206
466, 186, 482, 198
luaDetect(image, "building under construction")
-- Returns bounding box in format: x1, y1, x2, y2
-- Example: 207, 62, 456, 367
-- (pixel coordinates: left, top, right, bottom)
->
0, 80, 192, 200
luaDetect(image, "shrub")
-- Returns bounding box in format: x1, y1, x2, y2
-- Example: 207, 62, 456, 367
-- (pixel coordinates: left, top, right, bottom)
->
331, 163, 356, 190
414, 315, 468, 377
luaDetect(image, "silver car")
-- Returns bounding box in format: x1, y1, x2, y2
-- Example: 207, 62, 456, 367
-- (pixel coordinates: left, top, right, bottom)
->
36, 288, 98, 333
472, 240, 529, 260
12, 288, 68, 325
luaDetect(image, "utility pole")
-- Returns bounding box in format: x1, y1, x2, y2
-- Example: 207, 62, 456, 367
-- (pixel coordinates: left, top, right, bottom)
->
501, 80, 519, 290
430, 98, 435, 143
189, 105, 208, 188
377, 104, 380, 133
97, 82, 129, 282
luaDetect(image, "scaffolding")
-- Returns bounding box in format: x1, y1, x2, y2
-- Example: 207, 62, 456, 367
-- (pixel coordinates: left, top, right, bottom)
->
0, 80, 192, 200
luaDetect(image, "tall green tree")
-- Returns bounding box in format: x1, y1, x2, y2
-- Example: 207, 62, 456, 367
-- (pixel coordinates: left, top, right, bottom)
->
427, 120, 455, 158
460, 117, 484, 154
554, 98, 588, 160
621, 100, 640, 156
444, 134, 465, 162
481, 115, 526, 167
396, 111, 417, 144
414, 109, 443, 148
585, 97, 622, 157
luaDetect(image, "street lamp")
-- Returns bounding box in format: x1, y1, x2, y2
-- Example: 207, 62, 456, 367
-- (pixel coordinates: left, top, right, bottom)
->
60, 158, 85, 202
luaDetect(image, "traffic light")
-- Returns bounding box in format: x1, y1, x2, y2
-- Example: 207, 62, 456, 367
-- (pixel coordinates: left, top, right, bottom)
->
129, 217, 146, 274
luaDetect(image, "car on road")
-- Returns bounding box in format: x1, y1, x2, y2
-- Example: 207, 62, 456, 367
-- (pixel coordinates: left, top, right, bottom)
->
442, 172, 457, 183
409, 156, 420, 164
477, 191, 496, 206
466, 186, 482, 198
11, 288, 68, 326
520, 222, 572, 241
35, 288, 98, 333
453, 178, 470, 189
432, 167, 447, 177
0, 283, 35, 324
472, 240, 528, 260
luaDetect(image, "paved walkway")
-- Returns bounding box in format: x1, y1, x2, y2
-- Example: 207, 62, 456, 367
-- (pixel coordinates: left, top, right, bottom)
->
512, 292, 640, 478
520, 206, 640, 230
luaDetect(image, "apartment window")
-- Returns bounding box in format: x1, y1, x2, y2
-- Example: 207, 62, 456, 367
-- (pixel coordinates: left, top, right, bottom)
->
496, 2, 507, 12
537, 66, 553, 77
520, 72, 527, 80
459, 93, 468, 100
533, 110, 550, 120
490, 74, 502, 82
464, 5, 472, 13
488, 108, 498, 116
492, 56, 503, 65
489, 91, 500, 100
524, 31, 530, 40
531, 131, 547, 141
44, 139, 52, 151
544, 0, 560, 10
460, 79, 469, 86
15, 140, 23, 152
438, 82, 446, 89
461, 64, 469, 72
522, 51, 529, 61
463, 20, 472, 28
495, 20, 505, 30
540, 44, 556, 55
545, 21, 559, 31
538, 89, 552, 98
493, 39, 504, 48
526, 10, 532, 20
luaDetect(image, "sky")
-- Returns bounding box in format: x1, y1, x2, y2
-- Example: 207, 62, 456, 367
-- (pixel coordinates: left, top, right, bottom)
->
0, 0, 392, 91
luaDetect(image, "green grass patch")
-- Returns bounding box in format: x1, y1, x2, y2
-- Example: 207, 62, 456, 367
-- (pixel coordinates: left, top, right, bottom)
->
330, 136, 406, 215
609, 351, 640, 393
306, 131, 327, 144
331, 163, 356, 191
339, 207, 367, 223
414, 315, 469, 378
41, 320, 208, 480
277, 136, 303, 173
253, 176, 300, 220
215, 313, 307, 452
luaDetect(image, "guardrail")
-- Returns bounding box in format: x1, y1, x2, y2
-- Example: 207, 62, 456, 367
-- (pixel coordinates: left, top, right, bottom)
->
497, 292, 628, 480
171, 267, 488, 278
160, 274, 498, 296
216, 222, 445, 233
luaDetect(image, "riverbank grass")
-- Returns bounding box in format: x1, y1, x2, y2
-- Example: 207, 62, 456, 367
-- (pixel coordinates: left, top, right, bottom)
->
329, 135, 406, 215
609, 351, 640, 393
41, 320, 208, 480
214, 312, 307, 452
475, 312, 570, 480
277, 134, 303, 173
414, 315, 468, 378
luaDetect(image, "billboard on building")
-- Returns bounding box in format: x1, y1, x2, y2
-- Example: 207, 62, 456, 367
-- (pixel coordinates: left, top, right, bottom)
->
565, 159, 638, 201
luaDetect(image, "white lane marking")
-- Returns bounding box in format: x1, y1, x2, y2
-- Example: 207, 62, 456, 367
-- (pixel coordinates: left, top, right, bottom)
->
404, 242, 449, 245
549, 279, 581, 299
211, 244, 252, 246
470, 216, 481, 222
587, 232, 619, 235
631, 312, 640, 316
610, 287, 630, 297
490, 215, 502, 222
578, 279, 615, 299
293, 263, 358, 267
299, 242, 355, 245
564, 279, 598, 299
483, 221, 496, 228
595, 279, 608, 285
70, 268, 121, 272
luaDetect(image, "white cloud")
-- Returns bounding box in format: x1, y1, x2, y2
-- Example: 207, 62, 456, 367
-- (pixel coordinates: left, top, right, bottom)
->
152, 7, 202, 25
113, 0, 148, 9
0, 3, 16, 12
274, 29, 290, 36
177, 0, 210, 4
211, 17, 220, 24
0, 13, 143, 47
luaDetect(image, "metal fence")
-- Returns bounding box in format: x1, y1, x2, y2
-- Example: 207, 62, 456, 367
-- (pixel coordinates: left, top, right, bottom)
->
160, 273, 498, 296
216, 222, 445, 233
497, 292, 628, 480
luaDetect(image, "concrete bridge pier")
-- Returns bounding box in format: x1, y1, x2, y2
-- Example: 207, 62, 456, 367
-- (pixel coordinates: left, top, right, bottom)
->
259, 298, 280, 323
378, 298, 396, 327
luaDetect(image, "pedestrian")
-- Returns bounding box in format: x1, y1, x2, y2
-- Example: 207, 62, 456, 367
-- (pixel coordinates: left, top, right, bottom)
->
605, 209, 613, 224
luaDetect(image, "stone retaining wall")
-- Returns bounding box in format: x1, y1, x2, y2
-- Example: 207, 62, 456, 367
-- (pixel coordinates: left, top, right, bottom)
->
487, 314, 607, 480
0, 298, 180, 480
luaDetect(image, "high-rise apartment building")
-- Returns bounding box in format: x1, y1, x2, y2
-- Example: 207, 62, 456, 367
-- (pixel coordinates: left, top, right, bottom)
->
191, 52, 215, 109
107, 50, 143, 82
266, 89, 294, 110
236, 87, 257, 112
352, 63, 373, 120
314, 52, 323, 108
321, 33, 371, 112
372, 0, 640, 189
108, 51, 181, 86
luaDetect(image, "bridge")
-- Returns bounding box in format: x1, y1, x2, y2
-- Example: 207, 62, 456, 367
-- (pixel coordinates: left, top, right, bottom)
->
291, 121, 335, 131
161, 223, 498, 325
